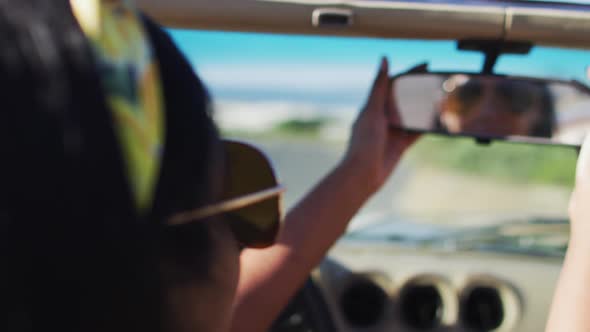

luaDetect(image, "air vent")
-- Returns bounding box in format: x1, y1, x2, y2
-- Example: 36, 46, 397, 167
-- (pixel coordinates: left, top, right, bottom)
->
339, 279, 387, 328
399, 283, 443, 330
461, 286, 504, 331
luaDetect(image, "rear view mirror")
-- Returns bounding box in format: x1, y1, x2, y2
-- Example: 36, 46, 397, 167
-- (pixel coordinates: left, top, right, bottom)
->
392, 73, 590, 146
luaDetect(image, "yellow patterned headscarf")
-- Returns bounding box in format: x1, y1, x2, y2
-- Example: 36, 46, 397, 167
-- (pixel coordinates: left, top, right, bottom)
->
70, 0, 165, 213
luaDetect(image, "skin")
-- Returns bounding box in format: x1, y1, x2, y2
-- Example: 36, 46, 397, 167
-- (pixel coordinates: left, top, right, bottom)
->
545, 135, 590, 332
230, 58, 420, 332
440, 78, 544, 137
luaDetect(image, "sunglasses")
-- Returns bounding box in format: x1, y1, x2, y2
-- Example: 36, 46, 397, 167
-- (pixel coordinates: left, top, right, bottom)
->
452, 78, 544, 114
167, 140, 285, 249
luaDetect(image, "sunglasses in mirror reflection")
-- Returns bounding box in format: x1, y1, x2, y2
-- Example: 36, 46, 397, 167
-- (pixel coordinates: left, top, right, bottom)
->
439, 76, 554, 138
393, 73, 590, 145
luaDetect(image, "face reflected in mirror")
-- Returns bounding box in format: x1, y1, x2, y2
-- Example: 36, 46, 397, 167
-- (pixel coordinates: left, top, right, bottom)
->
437, 76, 556, 138
394, 73, 590, 146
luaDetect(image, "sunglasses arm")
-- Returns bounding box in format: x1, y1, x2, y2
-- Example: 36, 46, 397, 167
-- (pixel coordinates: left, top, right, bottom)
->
167, 186, 286, 226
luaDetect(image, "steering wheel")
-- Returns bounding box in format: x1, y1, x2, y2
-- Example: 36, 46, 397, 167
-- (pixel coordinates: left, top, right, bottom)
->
270, 278, 337, 332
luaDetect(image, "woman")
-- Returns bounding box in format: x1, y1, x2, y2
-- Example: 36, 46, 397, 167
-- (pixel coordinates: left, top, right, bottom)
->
1, 1, 241, 331
0, 1, 418, 332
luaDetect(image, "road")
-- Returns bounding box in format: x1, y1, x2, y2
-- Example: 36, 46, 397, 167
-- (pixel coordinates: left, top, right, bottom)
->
251, 138, 414, 213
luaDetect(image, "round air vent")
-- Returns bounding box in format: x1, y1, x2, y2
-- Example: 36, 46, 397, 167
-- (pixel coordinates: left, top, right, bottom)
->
339, 278, 387, 328
461, 286, 504, 331
399, 283, 443, 330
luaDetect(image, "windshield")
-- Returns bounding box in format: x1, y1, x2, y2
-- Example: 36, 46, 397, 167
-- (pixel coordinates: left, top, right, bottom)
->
171, 30, 581, 257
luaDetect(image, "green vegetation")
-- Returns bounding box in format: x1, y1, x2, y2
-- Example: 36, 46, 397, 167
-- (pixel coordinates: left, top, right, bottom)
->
221, 117, 333, 140
274, 118, 329, 135
222, 117, 578, 187
407, 135, 578, 187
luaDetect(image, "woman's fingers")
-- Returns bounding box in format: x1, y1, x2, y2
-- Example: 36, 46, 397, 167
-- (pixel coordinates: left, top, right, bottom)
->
364, 57, 389, 115
570, 135, 590, 228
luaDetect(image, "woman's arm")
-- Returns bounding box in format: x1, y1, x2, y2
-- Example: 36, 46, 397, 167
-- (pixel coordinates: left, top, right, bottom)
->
545, 240, 590, 331
230, 58, 419, 332
546, 136, 590, 332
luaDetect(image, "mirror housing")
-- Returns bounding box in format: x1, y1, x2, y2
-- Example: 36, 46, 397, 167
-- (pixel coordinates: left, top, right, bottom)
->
391, 72, 590, 147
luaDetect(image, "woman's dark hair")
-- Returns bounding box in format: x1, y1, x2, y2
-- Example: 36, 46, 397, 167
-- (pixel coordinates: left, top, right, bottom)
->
143, 16, 224, 284
0, 2, 220, 332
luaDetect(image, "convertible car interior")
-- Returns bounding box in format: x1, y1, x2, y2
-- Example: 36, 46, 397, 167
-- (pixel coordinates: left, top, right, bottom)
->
138, 0, 590, 331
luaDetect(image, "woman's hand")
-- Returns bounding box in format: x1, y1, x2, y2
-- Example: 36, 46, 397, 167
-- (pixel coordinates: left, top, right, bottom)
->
545, 135, 590, 332
569, 135, 590, 246
343, 57, 420, 194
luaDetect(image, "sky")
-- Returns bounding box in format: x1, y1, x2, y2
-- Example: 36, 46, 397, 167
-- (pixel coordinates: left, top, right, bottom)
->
168, 29, 590, 107
534, 0, 590, 3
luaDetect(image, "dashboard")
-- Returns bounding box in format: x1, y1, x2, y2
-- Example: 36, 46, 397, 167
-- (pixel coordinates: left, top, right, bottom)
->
302, 242, 563, 332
